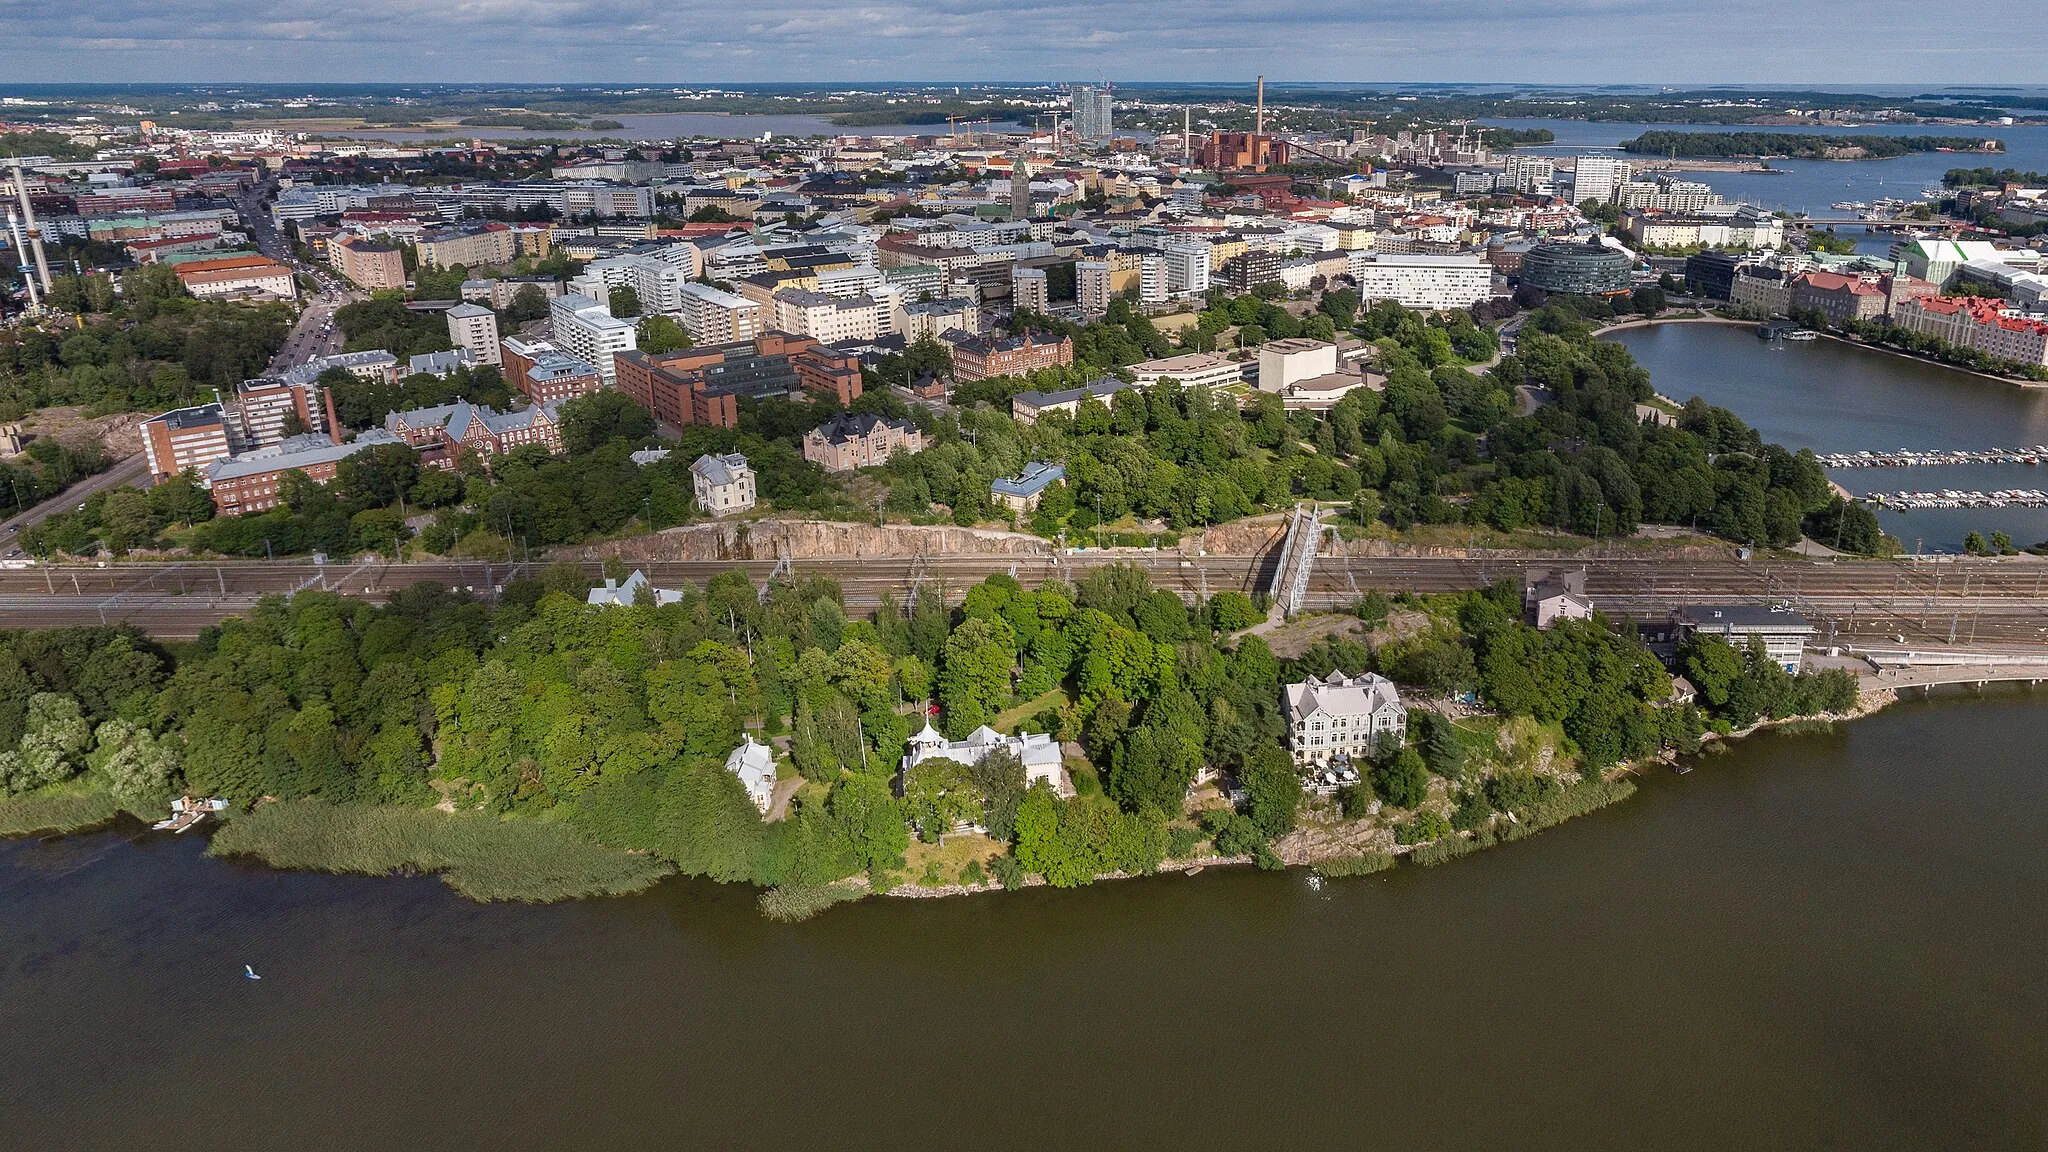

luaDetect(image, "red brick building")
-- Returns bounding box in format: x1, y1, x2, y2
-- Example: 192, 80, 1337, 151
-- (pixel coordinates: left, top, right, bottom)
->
501, 338, 602, 405
945, 331, 1075, 382
383, 400, 565, 470
615, 332, 863, 429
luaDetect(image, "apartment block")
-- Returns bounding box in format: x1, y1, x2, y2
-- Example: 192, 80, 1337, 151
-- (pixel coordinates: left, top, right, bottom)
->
549, 293, 637, 384
444, 302, 502, 368
677, 282, 765, 346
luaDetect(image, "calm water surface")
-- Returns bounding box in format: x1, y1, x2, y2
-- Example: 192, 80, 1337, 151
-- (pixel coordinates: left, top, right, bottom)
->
1481, 117, 2048, 216
4, 691, 2046, 1150
1611, 322, 2048, 550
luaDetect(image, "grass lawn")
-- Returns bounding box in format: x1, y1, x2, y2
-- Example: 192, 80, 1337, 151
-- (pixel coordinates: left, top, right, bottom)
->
993, 687, 1069, 733
902, 831, 1004, 887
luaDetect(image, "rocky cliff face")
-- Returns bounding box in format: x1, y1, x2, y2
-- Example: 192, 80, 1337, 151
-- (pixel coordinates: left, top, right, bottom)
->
569, 520, 1057, 562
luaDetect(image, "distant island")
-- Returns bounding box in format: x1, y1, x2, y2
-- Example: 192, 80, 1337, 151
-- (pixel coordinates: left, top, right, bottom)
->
1620, 131, 2004, 160
456, 113, 624, 132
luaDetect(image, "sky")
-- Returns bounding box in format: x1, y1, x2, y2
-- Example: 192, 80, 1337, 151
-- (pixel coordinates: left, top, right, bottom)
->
1, 0, 2045, 85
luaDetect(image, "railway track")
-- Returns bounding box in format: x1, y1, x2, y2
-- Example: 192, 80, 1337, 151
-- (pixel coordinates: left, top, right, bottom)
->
6, 553, 2048, 645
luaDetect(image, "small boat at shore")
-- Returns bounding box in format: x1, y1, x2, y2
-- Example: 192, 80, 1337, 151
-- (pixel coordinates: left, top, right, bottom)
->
151, 796, 228, 833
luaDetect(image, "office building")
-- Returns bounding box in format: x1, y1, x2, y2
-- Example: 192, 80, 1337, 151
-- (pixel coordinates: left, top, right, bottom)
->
205, 430, 407, 517
1345, 253, 1494, 309
444, 302, 502, 367
1673, 605, 1812, 673
1160, 243, 1211, 298
1503, 154, 1556, 194
1128, 353, 1244, 392
614, 333, 863, 428
233, 377, 337, 448
140, 404, 235, 481
1521, 240, 1634, 296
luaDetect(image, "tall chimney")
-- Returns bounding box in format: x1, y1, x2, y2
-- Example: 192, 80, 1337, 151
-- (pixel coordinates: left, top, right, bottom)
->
1183, 107, 1190, 165
1255, 76, 1265, 137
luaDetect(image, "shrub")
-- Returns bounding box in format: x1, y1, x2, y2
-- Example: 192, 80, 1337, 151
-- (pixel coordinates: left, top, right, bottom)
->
1337, 779, 1376, 818
988, 852, 1026, 889
1165, 824, 1205, 859
1484, 769, 1559, 813
1410, 831, 1490, 866
1312, 851, 1396, 878
1450, 789, 1493, 832
959, 858, 985, 886
759, 883, 867, 923
1394, 809, 1452, 845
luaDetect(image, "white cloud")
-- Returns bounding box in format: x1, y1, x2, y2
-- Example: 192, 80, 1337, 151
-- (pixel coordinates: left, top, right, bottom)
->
0, 0, 2040, 81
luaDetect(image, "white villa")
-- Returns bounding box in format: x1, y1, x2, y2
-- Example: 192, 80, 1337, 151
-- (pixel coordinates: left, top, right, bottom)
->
901, 722, 1069, 796
1285, 671, 1407, 767
586, 569, 683, 608
725, 735, 777, 814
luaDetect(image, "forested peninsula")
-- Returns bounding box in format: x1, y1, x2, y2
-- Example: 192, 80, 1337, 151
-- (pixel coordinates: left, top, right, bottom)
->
1620, 131, 2003, 159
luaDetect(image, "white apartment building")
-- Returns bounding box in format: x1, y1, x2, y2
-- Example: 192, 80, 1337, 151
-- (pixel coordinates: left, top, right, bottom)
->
1285, 671, 1408, 767
569, 256, 690, 317
1077, 260, 1112, 317
812, 264, 884, 299
1161, 243, 1211, 297
1346, 253, 1495, 309
1137, 253, 1169, 305
1570, 156, 1632, 207
1503, 154, 1555, 193
771, 290, 881, 343
444, 302, 502, 367
549, 293, 638, 384
1012, 266, 1049, 313
676, 282, 764, 346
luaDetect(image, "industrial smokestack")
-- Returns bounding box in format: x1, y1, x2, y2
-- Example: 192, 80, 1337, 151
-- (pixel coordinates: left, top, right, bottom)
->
1255, 76, 1265, 137
1183, 107, 1190, 165
8, 164, 53, 295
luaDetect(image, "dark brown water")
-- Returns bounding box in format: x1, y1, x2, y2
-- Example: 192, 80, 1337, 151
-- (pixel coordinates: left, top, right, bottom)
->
5, 690, 2046, 1150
